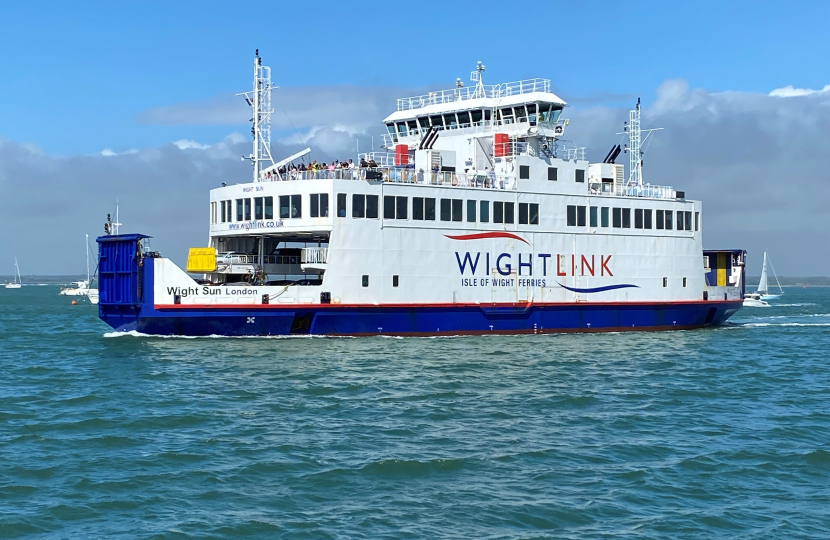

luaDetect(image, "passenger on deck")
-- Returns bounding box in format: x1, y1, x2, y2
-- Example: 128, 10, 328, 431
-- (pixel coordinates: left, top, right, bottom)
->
359, 158, 368, 168
368, 158, 378, 168
486, 167, 496, 188
417, 168, 424, 183
348, 159, 355, 170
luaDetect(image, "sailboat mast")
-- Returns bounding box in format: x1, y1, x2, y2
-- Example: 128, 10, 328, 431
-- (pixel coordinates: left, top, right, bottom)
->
86, 234, 90, 283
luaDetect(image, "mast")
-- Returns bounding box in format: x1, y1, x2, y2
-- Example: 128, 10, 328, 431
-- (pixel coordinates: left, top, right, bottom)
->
86, 233, 90, 284
239, 50, 275, 182
622, 99, 662, 186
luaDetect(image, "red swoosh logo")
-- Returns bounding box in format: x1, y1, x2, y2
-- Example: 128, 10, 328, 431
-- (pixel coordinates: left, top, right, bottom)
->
444, 232, 529, 245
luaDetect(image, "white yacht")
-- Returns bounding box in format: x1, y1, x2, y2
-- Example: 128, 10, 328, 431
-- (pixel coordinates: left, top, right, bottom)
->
5, 258, 22, 289
59, 234, 99, 300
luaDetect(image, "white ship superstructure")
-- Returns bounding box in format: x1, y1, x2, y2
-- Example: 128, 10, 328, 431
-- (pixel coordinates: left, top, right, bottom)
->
96, 53, 745, 336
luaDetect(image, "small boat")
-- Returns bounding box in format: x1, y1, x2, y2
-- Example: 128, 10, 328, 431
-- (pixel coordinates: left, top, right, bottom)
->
5, 258, 22, 289
59, 234, 99, 300
756, 251, 784, 301
743, 292, 769, 307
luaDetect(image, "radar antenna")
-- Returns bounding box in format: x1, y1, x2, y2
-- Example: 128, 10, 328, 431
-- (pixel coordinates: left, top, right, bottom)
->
470, 61, 486, 98
237, 50, 277, 182
619, 98, 663, 186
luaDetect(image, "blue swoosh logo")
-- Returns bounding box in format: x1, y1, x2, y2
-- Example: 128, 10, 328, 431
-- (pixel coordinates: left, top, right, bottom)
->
557, 282, 640, 294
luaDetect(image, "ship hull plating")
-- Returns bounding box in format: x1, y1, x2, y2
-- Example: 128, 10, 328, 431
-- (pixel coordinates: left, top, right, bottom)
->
100, 301, 741, 337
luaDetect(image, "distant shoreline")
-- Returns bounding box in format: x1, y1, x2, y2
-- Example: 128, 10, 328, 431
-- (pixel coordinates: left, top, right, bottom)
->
5, 275, 830, 287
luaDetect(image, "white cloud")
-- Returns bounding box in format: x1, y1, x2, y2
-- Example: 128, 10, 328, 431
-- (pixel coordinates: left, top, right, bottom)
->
769, 84, 830, 97
173, 139, 210, 150
2, 80, 829, 276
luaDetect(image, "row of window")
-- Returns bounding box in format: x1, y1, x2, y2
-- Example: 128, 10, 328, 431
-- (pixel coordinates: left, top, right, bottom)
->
517, 166, 585, 183
212, 194, 331, 223
386, 103, 563, 140
566, 205, 698, 232
338, 194, 540, 225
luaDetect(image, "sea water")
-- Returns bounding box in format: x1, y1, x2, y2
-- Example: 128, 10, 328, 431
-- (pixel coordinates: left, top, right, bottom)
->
1, 286, 829, 538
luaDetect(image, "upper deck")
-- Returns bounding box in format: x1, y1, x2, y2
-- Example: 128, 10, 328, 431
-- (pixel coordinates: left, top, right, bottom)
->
395, 78, 560, 112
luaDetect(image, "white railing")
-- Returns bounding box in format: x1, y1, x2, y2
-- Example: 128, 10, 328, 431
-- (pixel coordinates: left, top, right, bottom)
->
258, 167, 516, 190
301, 247, 328, 265
594, 183, 676, 200
397, 79, 552, 111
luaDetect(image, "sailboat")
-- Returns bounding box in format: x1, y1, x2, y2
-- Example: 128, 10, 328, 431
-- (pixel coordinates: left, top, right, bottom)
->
59, 234, 99, 302
757, 251, 784, 301
5, 258, 22, 289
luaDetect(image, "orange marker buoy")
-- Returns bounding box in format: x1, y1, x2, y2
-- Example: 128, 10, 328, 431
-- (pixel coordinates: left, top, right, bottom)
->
71, 300, 78, 305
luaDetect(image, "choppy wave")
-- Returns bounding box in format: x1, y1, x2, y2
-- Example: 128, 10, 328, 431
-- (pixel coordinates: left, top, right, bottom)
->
2, 285, 830, 539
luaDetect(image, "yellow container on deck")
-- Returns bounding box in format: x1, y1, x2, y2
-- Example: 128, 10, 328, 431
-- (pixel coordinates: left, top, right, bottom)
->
186, 247, 217, 273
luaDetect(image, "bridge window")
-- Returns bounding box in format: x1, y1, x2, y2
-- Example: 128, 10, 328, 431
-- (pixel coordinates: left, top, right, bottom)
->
622, 208, 630, 228
530, 203, 539, 225
494, 201, 504, 223
519, 203, 536, 225
519, 203, 527, 224
612, 207, 622, 228
457, 111, 470, 127
519, 165, 530, 180
644, 209, 652, 229
515, 105, 527, 123
685, 211, 692, 231
467, 200, 476, 222
254, 197, 263, 220
265, 197, 273, 219
590, 207, 598, 227
676, 211, 684, 231
352, 194, 365, 218
601, 207, 609, 227
635, 208, 643, 229
221, 201, 226, 222
386, 123, 397, 142
444, 113, 458, 128
656, 210, 664, 229
576, 169, 585, 183
244, 198, 252, 221
480, 200, 489, 223
407, 120, 418, 133
665, 210, 673, 230
504, 202, 514, 224
471, 109, 483, 124
236, 199, 243, 221
417, 117, 429, 130
337, 193, 347, 217
310, 194, 327, 218
367, 195, 378, 219
548, 167, 557, 181
430, 115, 444, 128
397, 122, 407, 137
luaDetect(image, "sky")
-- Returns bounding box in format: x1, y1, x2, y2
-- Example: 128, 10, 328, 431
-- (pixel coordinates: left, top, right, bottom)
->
0, 0, 828, 276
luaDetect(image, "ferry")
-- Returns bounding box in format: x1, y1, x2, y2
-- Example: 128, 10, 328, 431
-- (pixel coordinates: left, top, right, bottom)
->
97, 52, 746, 336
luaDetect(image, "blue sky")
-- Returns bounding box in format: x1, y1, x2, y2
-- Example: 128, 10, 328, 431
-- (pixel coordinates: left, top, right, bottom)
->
1, 1, 829, 275
1, 0, 828, 154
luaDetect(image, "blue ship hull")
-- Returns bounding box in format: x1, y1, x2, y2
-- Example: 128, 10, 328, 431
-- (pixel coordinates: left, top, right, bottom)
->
100, 301, 741, 336
97, 234, 742, 337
